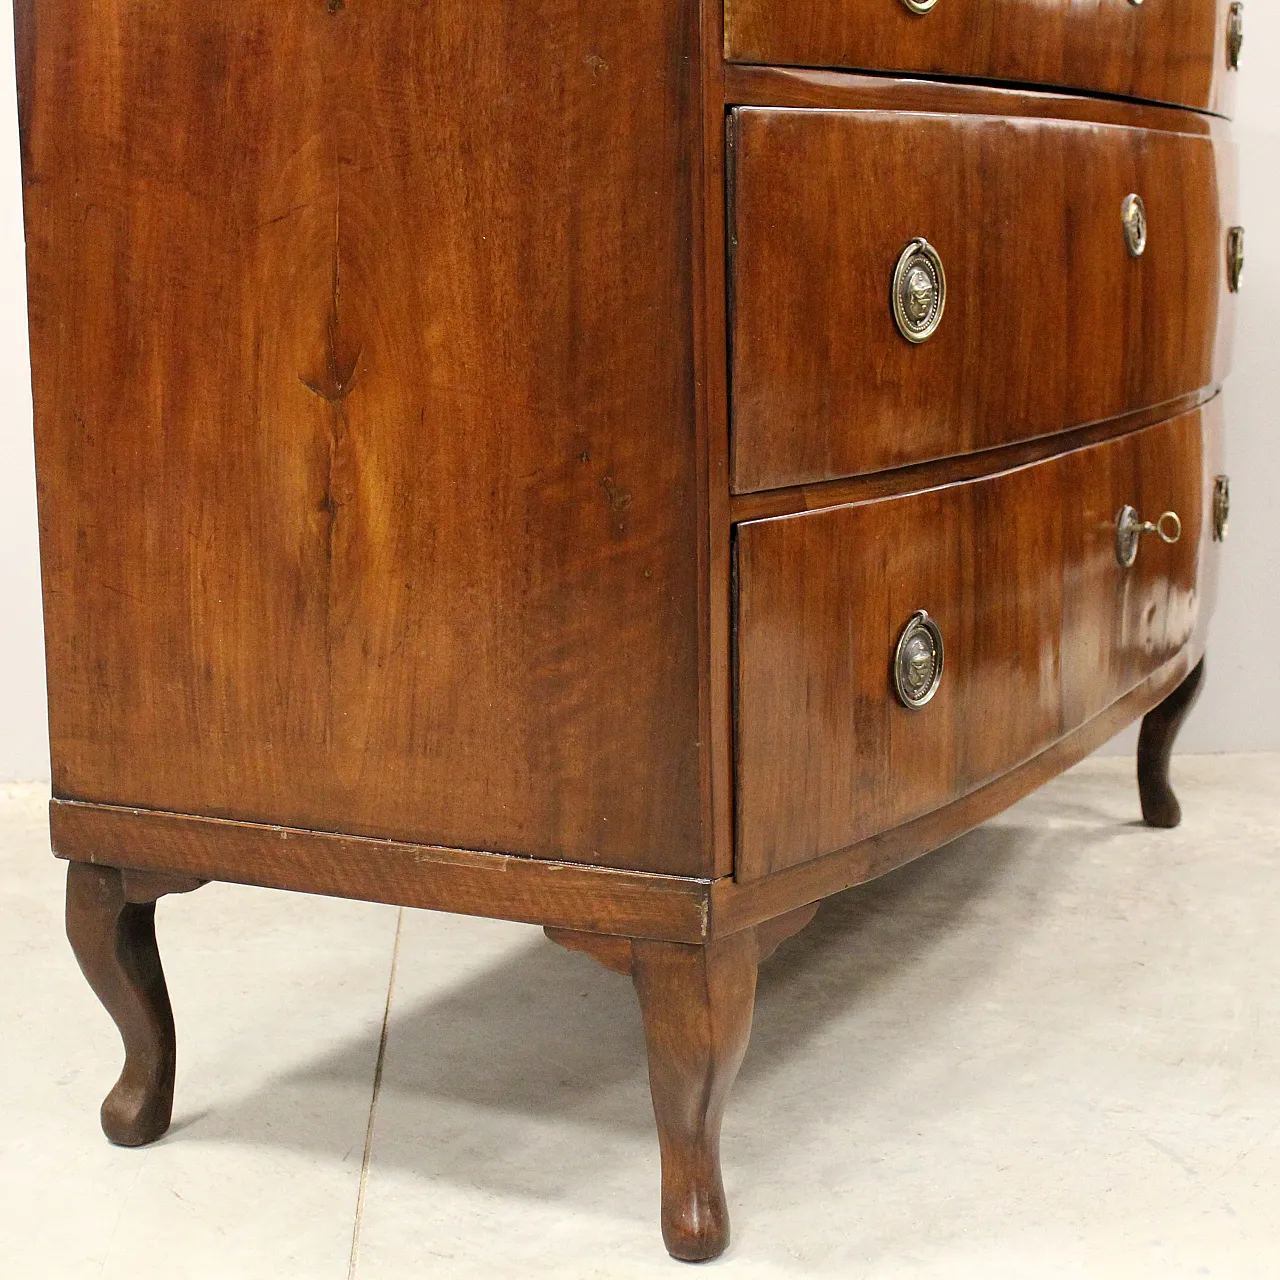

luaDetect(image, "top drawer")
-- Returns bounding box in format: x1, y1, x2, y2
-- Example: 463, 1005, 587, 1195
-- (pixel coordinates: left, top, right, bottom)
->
729, 105, 1238, 493
724, 0, 1243, 117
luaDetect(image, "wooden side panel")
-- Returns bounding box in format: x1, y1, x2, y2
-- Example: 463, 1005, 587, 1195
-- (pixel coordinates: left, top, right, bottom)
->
729, 107, 1237, 493
725, 0, 1238, 117
734, 402, 1220, 883
19, 0, 707, 874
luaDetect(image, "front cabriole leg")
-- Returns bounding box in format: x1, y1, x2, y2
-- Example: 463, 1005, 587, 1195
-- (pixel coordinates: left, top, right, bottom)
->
1137, 657, 1206, 828
631, 931, 759, 1261
65, 861, 202, 1146
548, 904, 817, 1261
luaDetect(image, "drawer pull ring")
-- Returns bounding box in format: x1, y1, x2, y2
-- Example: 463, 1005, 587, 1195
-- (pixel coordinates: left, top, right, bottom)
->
899, 0, 939, 13
891, 239, 946, 344
893, 611, 944, 709
1213, 476, 1231, 542
1228, 226, 1246, 292
1116, 506, 1182, 568
1228, 2, 1244, 70
1122, 194, 1147, 258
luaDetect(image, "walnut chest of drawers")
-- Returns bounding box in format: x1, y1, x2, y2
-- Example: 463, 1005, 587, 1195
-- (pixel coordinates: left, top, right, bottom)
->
15, 0, 1243, 1261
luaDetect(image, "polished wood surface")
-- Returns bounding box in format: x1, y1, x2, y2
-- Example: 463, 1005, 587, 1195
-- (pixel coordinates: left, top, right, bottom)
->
547, 902, 821, 1264
1138, 657, 1208, 828
18, 0, 1241, 1260
19, 0, 707, 876
49, 572, 1215, 956
735, 404, 1219, 882
65, 862, 190, 1146
632, 932, 758, 1261
730, 105, 1237, 492
724, 65, 1227, 135
544, 901, 819, 972
696, 0, 736, 879
725, 0, 1238, 116
49, 799, 716, 944
710, 647, 1206, 937
731, 391, 1218, 524
548, 913, 820, 1262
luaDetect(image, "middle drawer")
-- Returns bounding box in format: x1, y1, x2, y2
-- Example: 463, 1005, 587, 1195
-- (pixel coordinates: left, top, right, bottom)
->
729, 106, 1237, 494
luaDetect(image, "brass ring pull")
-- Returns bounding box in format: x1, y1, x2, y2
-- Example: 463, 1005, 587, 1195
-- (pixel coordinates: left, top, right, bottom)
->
1116, 505, 1182, 568
891, 239, 946, 343
893, 611, 944, 709
1122, 194, 1147, 257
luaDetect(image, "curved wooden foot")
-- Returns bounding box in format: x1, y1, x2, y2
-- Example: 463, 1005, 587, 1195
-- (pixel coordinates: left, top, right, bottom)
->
632, 933, 758, 1262
546, 905, 818, 1261
65, 862, 199, 1146
1138, 658, 1206, 829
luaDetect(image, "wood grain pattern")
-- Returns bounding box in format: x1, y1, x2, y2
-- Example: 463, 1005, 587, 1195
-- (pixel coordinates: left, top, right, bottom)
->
543, 906, 818, 1261
734, 403, 1221, 882
17, 0, 1242, 1260
730, 390, 1218, 525
19, 0, 706, 875
709, 644, 1205, 937
730, 105, 1237, 492
725, 0, 1239, 117
545, 900, 819, 972
1138, 656, 1207, 827
723, 66, 1226, 135
49, 799, 715, 943
65, 862, 185, 1146
695, 0, 736, 879
49, 638, 1211, 948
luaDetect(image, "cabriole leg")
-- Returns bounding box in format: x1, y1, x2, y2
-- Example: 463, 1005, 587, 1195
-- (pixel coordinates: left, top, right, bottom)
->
631, 932, 759, 1262
545, 905, 817, 1261
1138, 657, 1206, 829
65, 861, 185, 1146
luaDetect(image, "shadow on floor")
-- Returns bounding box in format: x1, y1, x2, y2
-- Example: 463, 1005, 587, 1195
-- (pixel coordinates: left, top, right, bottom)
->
172, 812, 1125, 1206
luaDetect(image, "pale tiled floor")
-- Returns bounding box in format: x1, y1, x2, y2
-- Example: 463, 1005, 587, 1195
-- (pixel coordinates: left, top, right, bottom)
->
2, 757, 1278, 1278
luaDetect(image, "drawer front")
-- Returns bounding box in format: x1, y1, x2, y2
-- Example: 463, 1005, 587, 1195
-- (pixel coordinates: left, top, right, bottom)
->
725, 0, 1240, 116
734, 402, 1222, 883
729, 107, 1237, 494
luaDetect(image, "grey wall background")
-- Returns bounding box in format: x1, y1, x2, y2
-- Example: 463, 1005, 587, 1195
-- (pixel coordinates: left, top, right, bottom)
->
1, 5, 1277, 782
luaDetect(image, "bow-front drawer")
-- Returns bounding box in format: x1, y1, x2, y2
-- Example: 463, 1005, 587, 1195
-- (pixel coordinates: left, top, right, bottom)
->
733, 401, 1223, 883
725, 0, 1242, 115
729, 105, 1238, 493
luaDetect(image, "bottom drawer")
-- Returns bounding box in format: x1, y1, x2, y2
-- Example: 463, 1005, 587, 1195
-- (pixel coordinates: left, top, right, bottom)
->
734, 402, 1224, 883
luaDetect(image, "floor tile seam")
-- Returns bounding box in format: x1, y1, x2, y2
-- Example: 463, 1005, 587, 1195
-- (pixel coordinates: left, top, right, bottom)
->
348, 905, 404, 1280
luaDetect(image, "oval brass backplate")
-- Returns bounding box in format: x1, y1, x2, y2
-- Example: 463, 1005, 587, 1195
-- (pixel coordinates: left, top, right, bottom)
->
1228, 226, 1246, 293
891, 239, 946, 344
893, 611, 945, 709
1122, 194, 1147, 258
1228, 2, 1245, 71
899, 0, 939, 12
1213, 476, 1231, 542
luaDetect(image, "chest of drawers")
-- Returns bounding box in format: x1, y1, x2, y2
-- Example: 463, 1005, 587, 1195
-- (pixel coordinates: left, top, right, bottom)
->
16, 0, 1242, 1261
